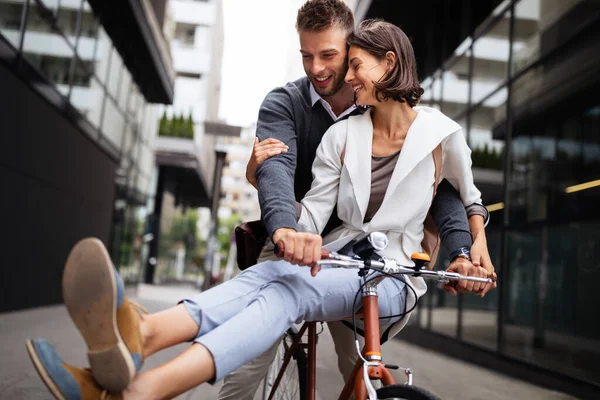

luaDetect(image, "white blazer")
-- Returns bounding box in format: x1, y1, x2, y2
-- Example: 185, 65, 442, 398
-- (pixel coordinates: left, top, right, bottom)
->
297, 106, 482, 336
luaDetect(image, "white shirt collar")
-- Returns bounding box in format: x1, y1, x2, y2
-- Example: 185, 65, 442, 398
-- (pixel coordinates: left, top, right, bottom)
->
309, 83, 356, 121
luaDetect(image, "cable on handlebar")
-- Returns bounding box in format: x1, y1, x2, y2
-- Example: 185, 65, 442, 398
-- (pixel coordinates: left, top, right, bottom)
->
349, 270, 418, 345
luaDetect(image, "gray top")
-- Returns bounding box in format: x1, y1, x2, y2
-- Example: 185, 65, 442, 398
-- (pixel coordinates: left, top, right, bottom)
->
364, 150, 401, 223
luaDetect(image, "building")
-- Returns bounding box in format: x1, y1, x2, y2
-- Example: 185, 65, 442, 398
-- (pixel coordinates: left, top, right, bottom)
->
218, 126, 262, 223
145, 0, 238, 286
358, 0, 600, 397
0, 0, 176, 311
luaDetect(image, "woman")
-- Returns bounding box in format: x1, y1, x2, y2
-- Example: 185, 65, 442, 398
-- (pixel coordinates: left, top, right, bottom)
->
26, 20, 495, 400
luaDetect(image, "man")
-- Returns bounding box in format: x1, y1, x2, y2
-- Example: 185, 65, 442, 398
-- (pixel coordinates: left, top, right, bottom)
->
218, 1, 494, 399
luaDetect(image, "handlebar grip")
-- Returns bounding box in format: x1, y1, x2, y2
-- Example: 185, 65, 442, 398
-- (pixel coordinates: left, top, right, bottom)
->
274, 241, 331, 259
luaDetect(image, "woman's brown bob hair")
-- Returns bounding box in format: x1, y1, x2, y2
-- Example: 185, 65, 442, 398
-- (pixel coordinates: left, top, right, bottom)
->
347, 20, 424, 107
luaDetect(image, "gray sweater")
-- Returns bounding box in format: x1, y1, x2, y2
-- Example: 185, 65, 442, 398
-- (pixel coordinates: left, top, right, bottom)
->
255, 77, 476, 254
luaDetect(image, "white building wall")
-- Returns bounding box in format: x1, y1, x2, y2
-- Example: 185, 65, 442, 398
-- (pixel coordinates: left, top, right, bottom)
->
170, 0, 216, 26
163, 0, 223, 194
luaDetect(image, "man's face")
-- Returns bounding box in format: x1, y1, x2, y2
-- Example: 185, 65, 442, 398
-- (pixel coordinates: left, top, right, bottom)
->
299, 26, 349, 98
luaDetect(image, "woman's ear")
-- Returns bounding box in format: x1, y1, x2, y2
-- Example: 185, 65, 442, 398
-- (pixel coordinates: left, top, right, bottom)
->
385, 51, 396, 70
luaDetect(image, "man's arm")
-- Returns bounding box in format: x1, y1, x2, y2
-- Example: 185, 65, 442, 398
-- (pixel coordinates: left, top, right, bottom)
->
430, 179, 472, 253
254, 88, 299, 241
430, 180, 495, 295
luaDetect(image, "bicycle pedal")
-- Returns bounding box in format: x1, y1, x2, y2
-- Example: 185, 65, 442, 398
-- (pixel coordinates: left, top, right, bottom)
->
384, 364, 399, 370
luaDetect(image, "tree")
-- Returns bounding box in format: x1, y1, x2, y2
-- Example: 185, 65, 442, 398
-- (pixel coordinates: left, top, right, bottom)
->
159, 209, 200, 260
158, 110, 169, 136
168, 112, 178, 137
186, 112, 194, 139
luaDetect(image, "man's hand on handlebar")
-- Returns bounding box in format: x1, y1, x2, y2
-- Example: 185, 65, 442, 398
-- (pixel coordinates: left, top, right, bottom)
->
273, 228, 323, 276
442, 258, 489, 296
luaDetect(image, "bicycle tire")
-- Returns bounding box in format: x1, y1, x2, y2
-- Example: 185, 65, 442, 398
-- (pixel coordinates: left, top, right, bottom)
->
376, 384, 440, 400
262, 327, 308, 400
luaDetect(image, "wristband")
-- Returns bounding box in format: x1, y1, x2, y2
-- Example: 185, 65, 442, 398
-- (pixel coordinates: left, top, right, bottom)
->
449, 247, 471, 262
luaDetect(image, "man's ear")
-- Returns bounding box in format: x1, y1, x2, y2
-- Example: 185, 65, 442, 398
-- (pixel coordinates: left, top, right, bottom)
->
385, 51, 396, 70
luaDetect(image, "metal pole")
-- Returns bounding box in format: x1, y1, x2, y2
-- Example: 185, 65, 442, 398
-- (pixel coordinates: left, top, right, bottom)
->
202, 150, 227, 291
145, 166, 165, 284
497, 0, 517, 353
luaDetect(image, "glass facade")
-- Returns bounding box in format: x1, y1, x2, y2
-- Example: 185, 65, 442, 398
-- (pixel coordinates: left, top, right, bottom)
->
0, 0, 160, 283
415, 0, 600, 386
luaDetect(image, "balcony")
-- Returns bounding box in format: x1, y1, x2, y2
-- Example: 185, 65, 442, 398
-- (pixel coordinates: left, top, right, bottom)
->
172, 45, 211, 75
170, 0, 216, 26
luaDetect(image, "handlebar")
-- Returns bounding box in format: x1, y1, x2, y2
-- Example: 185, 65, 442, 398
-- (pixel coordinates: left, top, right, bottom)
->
275, 239, 496, 285
319, 251, 495, 284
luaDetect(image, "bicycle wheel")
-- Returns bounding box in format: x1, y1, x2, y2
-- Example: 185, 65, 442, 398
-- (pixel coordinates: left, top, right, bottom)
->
376, 384, 440, 400
262, 327, 307, 400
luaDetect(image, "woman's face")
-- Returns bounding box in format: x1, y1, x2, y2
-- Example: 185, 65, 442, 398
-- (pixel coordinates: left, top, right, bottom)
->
344, 45, 388, 107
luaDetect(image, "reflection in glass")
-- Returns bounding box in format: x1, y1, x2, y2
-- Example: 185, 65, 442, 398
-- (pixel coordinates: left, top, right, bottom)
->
117, 69, 132, 110
115, 204, 148, 284
69, 58, 104, 128
462, 229, 501, 350
556, 117, 582, 185
101, 98, 126, 149
22, 3, 75, 96
77, 4, 98, 63
471, 10, 510, 104
442, 49, 470, 118
56, 1, 81, 45
92, 27, 112, 84
0, 0, 25, 49
470, 90, 506, 161
39, 0, 59, 11
582, 105, 600, 182
106, 47, 124, 99
431, 70, 442, 111
512, 0, 584, 76
128, 84, 141, 120
121, 122, 136, 164
430, 244, 458, 339
419, 78, 433, 108
504, 222, 600, 384
512, 0, 541, 75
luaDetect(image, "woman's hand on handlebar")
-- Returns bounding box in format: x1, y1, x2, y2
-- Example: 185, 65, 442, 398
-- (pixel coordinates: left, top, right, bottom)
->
442, 258, 489, 296
470, 233, 497, 297
273, 228, 323, 276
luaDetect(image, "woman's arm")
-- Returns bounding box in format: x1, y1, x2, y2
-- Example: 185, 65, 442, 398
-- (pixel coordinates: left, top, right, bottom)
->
440, 130, 482, 206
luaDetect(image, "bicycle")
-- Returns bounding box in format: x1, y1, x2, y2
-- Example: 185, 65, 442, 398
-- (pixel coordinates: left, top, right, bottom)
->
262, 232, 496, 400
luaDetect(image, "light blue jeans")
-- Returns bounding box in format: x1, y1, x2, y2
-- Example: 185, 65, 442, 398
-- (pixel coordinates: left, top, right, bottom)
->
181, 260, 406, 381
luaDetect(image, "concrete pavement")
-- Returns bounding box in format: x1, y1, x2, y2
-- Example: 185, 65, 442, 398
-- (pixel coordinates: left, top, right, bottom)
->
0, 284, 577, 400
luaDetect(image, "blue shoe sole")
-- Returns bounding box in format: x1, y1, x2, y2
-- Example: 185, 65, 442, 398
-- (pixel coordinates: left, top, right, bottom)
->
26, 339, 70, 400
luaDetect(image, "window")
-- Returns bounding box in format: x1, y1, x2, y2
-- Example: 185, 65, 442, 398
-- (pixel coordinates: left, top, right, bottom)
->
0, 1, 25, 49
22, 2, 75, 96
175, 23, 196, 46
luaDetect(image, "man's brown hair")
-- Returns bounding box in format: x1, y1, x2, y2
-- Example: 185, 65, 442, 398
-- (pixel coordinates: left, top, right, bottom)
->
347, 19, 424, 107
296, 0, 354, 33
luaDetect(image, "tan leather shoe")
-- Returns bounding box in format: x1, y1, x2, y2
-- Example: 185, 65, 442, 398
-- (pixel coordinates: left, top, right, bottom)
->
26, 339, 123, 400
62, 238, 145, 392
